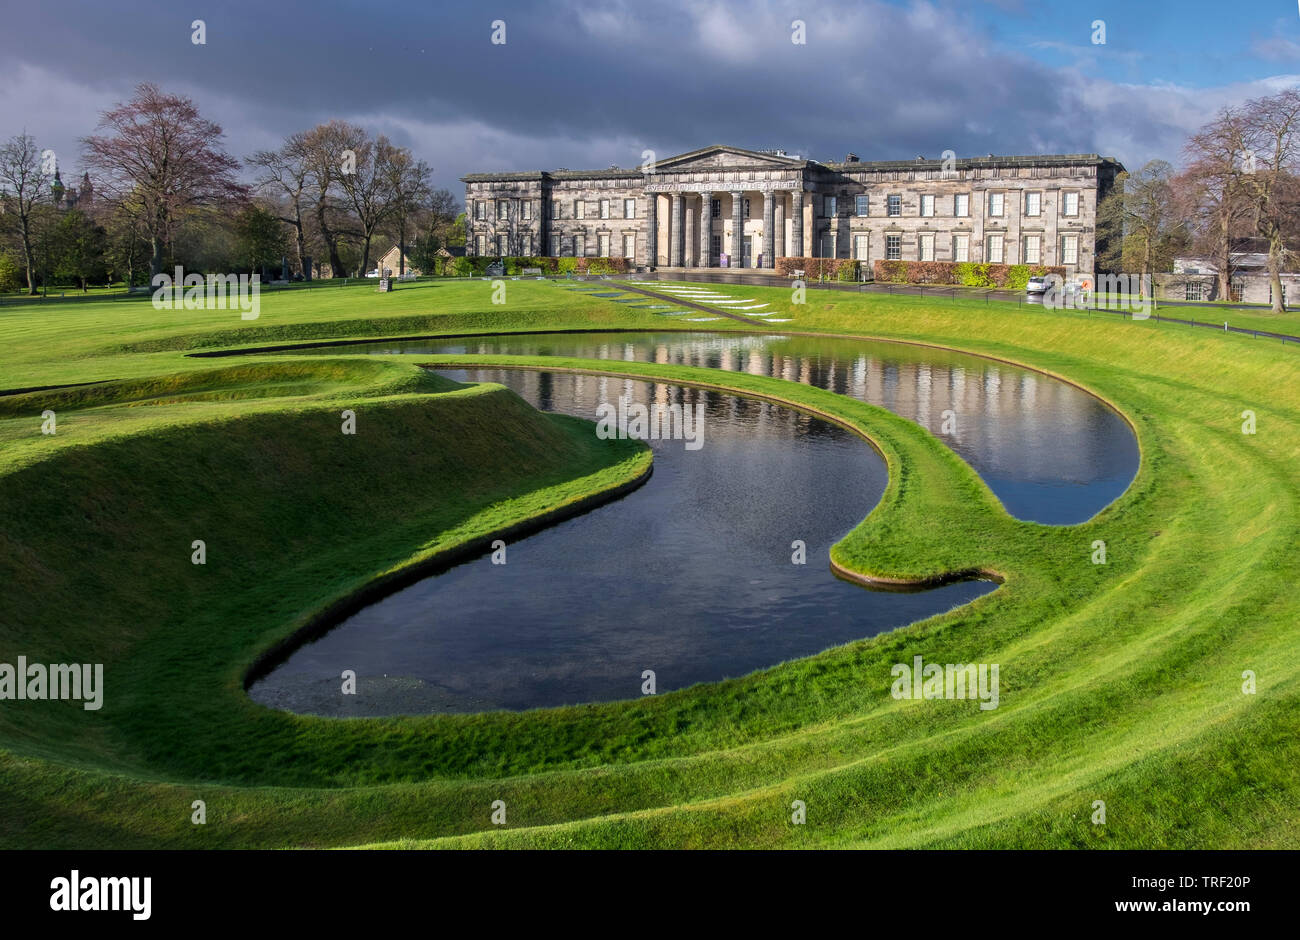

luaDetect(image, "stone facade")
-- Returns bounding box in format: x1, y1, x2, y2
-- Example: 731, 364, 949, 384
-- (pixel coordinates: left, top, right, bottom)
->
462, 145, 1123, 276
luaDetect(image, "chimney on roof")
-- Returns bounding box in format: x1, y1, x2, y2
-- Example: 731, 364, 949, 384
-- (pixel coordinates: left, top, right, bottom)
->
845, 152, 859, 163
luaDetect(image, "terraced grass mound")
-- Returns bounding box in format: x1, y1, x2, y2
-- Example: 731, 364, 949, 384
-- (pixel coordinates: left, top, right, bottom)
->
0, 278, 1297, 849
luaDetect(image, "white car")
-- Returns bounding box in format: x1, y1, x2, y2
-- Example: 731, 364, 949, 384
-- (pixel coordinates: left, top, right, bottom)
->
1026, 276, 1050, 294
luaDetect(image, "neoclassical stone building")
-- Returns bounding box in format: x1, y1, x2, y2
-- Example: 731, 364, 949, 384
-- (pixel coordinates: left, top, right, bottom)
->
463, 145, 1122, 276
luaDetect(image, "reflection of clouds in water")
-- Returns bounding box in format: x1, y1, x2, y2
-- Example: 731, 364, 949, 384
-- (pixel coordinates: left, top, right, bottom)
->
251, 374, 1001, 715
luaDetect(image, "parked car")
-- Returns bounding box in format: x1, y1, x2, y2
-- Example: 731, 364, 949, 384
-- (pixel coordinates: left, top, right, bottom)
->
1026, 276, 1050, 294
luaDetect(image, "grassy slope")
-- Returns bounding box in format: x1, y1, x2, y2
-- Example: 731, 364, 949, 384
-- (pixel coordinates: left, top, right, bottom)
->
0, 277, 1297, 848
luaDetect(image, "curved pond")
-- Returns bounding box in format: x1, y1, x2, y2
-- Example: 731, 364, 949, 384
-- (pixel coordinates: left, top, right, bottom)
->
285, 331, 1139, 525
249, 373, 996, 716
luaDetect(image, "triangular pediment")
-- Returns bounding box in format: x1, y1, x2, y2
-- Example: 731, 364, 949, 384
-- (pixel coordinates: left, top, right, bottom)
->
653, 145, 805, 172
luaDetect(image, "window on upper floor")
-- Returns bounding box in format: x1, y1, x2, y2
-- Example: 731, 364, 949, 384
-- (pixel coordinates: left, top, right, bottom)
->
887, 194, 902, 217
988, 192, 1005, 217
920, 194, 935, 217
954, 193, 969, 217
855, 195, 869, 216
1063, 192, 1080, 217
1025, 191, 1041, 217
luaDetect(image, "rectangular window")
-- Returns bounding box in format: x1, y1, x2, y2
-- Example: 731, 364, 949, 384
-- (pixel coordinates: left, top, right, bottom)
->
522, 201, 532, 221
623, 233, 635, 259
918, 232, 935, 261
1061, 234, 1078, 265
1024, 234, 1041, 265
624, 198, 636, 219
920, 194, 935, 217
855, 194, 869, 216
744, 198, 752, 218
886, 234, 901, 260
988, 192, 1005, 217
575, 200, 585, 220
887, 194, 902, 217
552, 199, 562, 220
476, 234, 487, 255
575, 233, 585, 257
1185, 281, 1203, 301
987, 233, 1004, 263
497, 200, 508, 220
497, 234, 508, 255
954, 193, 969, 217
824, 195, 836, 217
712, 199, 721, 218
711, 234, 722, 258
1063, 192, 1080, 217
1230, 278, 1244, 302
853, 234, 869, 260
598, 233, 611, 256
1025, 191, 1041, 217
820, 233, 833, 258
550, 235, 560, 256
599, 199, 609, 220
953, 233, 969, 263
475, 201, 485, 221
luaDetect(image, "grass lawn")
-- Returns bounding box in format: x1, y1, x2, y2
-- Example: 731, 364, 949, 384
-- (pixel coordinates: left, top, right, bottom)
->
0, 275, 1297, 848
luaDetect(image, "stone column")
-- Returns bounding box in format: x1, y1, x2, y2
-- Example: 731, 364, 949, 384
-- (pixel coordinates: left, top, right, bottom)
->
730, 190, 745, 268
670, 193, 684, 267
775, 197, 785, 261
699, 195, 711, 267
645, 193, 657, 267
762, 191, 775, 268
791, 190, 804, 260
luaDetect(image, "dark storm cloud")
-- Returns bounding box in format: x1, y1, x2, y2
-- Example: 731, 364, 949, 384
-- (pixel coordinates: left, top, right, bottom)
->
0, 0, 1292, 194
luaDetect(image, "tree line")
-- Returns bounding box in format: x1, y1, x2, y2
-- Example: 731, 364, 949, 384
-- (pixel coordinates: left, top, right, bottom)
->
1096, 88, 1300, 312
0, 83, 463, 295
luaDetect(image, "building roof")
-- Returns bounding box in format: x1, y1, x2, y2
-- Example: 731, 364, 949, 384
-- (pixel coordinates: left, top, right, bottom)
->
462, 146, 1125, 183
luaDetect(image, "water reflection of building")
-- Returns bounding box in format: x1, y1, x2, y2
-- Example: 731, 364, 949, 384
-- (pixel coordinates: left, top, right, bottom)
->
446, 332, 1120, 484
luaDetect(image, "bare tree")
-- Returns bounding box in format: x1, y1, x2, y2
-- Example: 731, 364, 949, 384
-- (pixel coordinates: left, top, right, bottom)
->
81, 83, 245, 279
385, 149, 431, 276
1182, 107, 1254, 301
299, 120, 364, 278
1240, 89, 1300, 312
247, 132, 314, 276
335, 134, 392, 277
0, 133, 50, 294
